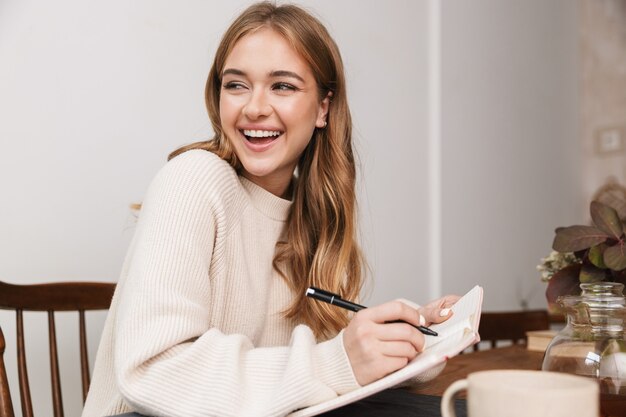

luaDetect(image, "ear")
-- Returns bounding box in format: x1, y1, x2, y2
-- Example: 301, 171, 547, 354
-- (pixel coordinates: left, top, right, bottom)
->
315, 92, 332, 128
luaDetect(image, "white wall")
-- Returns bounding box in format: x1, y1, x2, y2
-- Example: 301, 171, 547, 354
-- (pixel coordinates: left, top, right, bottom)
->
441, 0, 582, 309
0, 1, 429, 416
0, 0, 586, 415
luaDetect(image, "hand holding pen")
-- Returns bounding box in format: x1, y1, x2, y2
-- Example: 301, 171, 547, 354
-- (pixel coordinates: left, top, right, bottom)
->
305, 286, 459, 386
306, 287, 438, 336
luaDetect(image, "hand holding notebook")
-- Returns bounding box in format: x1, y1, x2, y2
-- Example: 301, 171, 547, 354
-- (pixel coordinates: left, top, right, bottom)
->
289, 285, 484, 417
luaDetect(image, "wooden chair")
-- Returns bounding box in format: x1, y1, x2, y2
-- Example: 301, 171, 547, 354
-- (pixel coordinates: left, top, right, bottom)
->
475, 309, 550, 351
0, 280, 115, 417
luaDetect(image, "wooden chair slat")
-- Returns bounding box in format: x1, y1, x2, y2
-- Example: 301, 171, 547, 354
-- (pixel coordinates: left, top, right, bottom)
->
48, 312, 64, 417
79, 311, 90, 403
0, 327, 15, 417
476, 310, 550, 351
16, 311, 33, 417
0, 282, 115, 311
0, 281, 115, 417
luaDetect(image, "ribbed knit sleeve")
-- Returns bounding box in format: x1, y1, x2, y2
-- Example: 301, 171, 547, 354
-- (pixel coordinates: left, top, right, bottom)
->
111, 150, 360, 417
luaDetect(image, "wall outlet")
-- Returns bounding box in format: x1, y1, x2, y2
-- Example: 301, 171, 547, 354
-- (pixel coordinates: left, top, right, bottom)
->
595, 127, 624, 155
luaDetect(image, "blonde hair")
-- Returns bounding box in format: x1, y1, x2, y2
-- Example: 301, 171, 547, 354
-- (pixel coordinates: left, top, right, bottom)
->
170, 1, 363, 339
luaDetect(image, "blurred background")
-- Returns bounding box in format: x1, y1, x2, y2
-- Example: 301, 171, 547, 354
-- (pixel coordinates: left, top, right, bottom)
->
0, 0, 624, 415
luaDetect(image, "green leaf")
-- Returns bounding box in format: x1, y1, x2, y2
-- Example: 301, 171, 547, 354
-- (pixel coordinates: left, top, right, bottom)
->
553, 226, 610, 252
604, 244, 626, 271
579, 264, 607, 283
545, 264, 582, 312
591, 201, 623, 239
589, 244, 608, 269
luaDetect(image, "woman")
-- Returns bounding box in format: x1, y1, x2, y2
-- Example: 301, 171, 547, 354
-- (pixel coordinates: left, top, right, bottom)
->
82, 2, 458, 416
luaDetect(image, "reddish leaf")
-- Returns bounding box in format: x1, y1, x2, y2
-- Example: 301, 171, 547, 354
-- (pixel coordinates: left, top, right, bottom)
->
591, 201, 624, 240
604, 244, 626, 271
553, 226, 609, 252
545, 264, 582, 312
610, 269, 626, 286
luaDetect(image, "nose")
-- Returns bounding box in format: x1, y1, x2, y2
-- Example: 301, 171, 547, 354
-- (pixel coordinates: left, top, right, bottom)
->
243, 89, 272, 120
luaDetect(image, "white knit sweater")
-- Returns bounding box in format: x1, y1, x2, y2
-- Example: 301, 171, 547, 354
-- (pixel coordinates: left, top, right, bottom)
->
82, 150, 361, 417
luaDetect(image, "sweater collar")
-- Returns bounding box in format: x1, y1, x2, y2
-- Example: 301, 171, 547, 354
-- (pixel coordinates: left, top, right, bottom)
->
239, 176, 292, 221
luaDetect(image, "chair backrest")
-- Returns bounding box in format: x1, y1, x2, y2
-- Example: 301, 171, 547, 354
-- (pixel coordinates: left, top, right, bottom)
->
475, 309, 550, 351
0, 281, 115, 417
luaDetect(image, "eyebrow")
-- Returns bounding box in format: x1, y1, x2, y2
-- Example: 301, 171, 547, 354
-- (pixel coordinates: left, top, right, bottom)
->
222, 68, 246, 77
222, 68, 305, 83
269, 70, 305, 83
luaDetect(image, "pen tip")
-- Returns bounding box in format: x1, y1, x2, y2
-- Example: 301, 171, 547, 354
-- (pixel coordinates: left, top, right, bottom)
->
305, 288, 314, 296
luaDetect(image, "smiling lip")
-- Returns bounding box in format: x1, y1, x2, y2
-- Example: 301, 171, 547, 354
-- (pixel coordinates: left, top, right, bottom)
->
239, 127, 284, 153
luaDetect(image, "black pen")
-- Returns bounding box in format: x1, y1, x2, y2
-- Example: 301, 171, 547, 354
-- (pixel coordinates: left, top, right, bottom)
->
305, 287, 438, 337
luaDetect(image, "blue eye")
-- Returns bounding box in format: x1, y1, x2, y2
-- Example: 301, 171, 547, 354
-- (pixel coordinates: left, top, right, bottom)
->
273, 82, 297, 92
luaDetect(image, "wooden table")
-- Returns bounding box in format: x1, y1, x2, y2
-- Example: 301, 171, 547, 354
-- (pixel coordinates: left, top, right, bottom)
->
410, 345, 545, 397
409, 344, 626, 416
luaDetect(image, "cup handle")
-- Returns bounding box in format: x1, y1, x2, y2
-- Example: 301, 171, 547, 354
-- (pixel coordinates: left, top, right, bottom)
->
440, 379, 468, 417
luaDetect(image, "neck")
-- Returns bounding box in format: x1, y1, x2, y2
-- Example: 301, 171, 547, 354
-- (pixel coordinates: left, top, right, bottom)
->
242, 172, 293, 200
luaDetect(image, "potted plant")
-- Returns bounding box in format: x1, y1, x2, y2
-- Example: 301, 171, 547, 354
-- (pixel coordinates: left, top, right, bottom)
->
539, 201, 626, 312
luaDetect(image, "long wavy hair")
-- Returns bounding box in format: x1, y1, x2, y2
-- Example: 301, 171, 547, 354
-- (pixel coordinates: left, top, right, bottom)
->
169, 1, 363, 339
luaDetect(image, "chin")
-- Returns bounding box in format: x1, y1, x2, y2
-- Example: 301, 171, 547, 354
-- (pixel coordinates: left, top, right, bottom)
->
239, 160, 279, 179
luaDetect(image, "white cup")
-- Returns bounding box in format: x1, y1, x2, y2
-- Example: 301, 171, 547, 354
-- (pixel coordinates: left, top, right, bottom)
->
440, 370, 599, 417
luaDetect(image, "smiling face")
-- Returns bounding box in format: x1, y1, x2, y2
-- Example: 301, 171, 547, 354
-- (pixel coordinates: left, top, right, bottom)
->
219, 28, 330, 198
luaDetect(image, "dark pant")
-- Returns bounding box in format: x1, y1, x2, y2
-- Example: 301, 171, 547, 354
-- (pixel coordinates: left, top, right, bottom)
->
107, 389, 467, 417
321, 390, 466, 417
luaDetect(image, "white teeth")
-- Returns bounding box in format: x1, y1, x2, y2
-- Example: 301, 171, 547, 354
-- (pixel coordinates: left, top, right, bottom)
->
243, 129, 282, 138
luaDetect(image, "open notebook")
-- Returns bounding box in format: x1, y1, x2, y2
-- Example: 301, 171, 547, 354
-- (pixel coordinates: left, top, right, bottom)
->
289, 285, 483, 417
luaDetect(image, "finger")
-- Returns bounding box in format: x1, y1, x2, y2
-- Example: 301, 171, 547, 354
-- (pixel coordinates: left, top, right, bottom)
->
419, 307, 454, 326
376, 322, 425, 352
439, 295, 461, 308
395, 298, 420, 310
379, 341, 419, 360
424, 294, 461, 310
360, 301, 422, 327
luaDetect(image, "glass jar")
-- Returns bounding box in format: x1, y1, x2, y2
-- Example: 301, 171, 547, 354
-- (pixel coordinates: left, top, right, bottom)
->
542, 282, 626, 416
